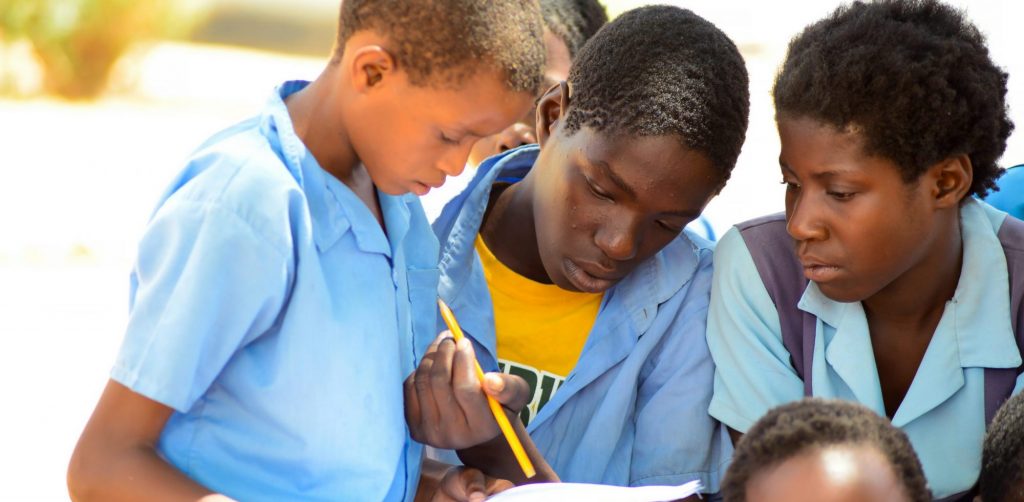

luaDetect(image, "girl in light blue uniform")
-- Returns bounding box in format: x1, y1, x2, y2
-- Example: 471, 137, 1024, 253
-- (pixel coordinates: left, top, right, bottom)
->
707, 1, 1022, 500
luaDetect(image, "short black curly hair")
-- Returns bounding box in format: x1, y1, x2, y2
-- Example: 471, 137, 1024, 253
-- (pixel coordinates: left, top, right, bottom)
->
541, 0, 608, 59
979, 392, 1024, 502
563, 5, 749, 180
773, 0, 1014, 198
335, 0, 546, 93
721, 399, 931, 502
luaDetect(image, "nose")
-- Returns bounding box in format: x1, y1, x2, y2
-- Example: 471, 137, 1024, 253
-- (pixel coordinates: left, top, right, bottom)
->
786, 192, 828, 242
595, 214, 641, 262
437, 143, 472, 177
497, 123, 535, 152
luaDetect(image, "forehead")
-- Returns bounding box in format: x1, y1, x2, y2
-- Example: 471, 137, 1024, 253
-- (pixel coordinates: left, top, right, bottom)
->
543, 28, 572, 88
408, 70, 532, 130
562, 127, 720, 203
777, 117, 902, 180
747, 445, 909, 502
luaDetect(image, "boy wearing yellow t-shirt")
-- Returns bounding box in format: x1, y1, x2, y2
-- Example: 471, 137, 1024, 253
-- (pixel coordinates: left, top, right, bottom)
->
405, 6, 749, 496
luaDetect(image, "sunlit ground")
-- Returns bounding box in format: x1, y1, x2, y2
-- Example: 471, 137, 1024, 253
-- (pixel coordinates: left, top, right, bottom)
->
1, 1, 1021, 499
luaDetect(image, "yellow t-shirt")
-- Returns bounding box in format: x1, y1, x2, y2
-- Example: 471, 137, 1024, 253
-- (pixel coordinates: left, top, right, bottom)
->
475, 234, 603, 425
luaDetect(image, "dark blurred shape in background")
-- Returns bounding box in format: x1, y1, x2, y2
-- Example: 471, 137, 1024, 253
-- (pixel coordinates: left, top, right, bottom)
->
192, 0, 335, 57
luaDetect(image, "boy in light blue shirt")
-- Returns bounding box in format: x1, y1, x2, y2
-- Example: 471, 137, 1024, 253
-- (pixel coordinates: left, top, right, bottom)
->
66, 1, 545, 501
405, 7, 750, 496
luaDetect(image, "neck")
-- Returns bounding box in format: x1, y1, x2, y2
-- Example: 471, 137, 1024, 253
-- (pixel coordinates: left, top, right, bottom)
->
285, 65, 363, 188
862, 211, 963, 331
480, 177, 550, 283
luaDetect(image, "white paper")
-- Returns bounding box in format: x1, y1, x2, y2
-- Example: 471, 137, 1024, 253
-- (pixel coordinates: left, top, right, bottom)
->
486, 480, 701, 502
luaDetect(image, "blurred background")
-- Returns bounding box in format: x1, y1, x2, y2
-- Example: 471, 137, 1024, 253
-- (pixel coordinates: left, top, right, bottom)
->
0, 0, 1021, 498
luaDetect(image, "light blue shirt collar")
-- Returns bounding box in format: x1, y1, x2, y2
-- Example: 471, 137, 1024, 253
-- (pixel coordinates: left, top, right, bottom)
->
797, 198, 1021, 425
260, 80, 397, 256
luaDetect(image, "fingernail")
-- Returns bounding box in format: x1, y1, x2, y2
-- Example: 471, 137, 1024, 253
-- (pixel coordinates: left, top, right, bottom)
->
484, 373, 505, 392
457, 338, 471, 350
469, 494, 485, 502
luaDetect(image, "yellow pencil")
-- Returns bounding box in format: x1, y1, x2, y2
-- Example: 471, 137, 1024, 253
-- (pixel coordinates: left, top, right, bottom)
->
437, 298, 536, 479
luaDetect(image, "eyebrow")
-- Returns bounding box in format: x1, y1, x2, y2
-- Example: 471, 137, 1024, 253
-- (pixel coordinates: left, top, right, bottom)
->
593, 159, 636, 198
779, 159, 856, 180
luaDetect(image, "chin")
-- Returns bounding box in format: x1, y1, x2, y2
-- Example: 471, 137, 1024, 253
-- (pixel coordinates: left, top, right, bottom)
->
815, 282, 870, 304
375, 179, 412, 196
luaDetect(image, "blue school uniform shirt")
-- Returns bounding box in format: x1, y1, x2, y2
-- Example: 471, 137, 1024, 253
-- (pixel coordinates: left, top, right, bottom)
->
431, 145, 731, 491
707, 198, 1024, 499
985, 164, 1024, 219
111, 81, 439, 501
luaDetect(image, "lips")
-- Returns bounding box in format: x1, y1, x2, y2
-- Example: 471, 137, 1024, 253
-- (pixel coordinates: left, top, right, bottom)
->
564, 257, 619, 293
411, 177, 446, 196
411, 181, 431, 196
800, 257, 842, 282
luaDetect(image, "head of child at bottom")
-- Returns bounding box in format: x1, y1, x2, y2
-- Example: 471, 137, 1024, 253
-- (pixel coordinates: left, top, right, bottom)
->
770, 0, 1014, 304
721, 399, 931, 502
978, 391, 1024, 502
326, 0, 547, 196
510, 4, 749, 294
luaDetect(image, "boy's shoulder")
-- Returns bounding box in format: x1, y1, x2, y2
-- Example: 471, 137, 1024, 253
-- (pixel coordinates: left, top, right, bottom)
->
185, 117, 302, 201
154, 118, 310, 248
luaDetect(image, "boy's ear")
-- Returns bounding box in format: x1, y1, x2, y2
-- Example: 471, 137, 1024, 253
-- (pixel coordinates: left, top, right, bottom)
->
536, 80, 571, 147
929, 154, 973, 208
350, 45, 396, 93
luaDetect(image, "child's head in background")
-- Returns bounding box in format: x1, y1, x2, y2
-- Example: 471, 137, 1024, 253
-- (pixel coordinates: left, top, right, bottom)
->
979, 392, 1024, 502
722, 399, 931, 502
326, 0, 547, 195
467, 0, 608, 166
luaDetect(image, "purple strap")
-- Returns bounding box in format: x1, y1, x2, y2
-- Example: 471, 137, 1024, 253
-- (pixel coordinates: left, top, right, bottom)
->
737, 214, 814, 396
985, 213, 1024, 422
738, 212, 1024, 424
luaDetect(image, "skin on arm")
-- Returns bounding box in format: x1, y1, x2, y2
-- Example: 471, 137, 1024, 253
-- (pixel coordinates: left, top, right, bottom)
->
405, 334, 558, 485
67, 380, 233, 502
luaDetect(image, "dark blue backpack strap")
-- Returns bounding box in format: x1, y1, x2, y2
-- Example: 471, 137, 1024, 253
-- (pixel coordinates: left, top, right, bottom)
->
737, 213, 815, 396
986, 213, 1024, 424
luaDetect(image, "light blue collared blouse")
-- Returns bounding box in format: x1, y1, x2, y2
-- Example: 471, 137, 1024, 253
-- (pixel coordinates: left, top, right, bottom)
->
112, 81, 439, 501
707, 198, 1024, 499
430, 145, 731, 491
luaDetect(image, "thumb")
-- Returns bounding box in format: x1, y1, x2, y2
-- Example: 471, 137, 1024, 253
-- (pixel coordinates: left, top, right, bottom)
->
482, 373, 531, 412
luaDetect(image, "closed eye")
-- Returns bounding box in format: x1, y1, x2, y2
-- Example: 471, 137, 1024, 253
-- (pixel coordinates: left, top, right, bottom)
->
657, 220, 683, 233
439, 131, 459, 145
827, 190, 856, 201
586, 177, 613, 201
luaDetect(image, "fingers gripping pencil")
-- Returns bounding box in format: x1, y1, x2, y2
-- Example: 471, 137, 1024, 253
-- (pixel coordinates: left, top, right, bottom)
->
437, 299, 536, 479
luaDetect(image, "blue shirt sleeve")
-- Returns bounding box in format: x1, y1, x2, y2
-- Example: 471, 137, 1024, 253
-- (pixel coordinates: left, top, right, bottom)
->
630, 253, 729, 491
706, 227, 804, 433
112, 196, 292, 412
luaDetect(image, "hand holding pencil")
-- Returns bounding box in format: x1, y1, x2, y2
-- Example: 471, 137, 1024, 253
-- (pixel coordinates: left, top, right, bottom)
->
404, 300, 545, 482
